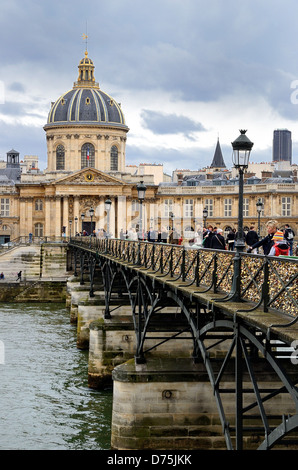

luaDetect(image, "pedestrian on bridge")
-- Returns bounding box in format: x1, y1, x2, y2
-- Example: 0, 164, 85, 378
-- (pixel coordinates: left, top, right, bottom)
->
268, 231, 290, 257
226, 228, 236, 250
283, 224, 295, 256
247, 219, 278, 255
203, 225, 214, 248
245, 226, 259, 253
16, 271, 22, 281
210, 228, 226, 250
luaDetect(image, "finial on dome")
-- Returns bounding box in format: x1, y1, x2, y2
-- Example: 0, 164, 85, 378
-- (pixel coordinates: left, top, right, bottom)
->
82, 31, 88, 54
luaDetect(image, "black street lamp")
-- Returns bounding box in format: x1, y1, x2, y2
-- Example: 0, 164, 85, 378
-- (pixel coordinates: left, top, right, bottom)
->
256, 198, 263, 237
203, 207, 208, 227
137, 181, 147, 240
230, 130, 254, 302
232, 130, 254, 254
89, 207, 94, 245
105, 198, 112, 238
170, 212, 175, 231
81, 213, 85, 236
89, 206, 94, 232
74, 216, 78, 236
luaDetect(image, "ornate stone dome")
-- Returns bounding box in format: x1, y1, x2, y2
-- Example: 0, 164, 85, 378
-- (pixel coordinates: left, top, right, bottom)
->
44, 51, 128, 131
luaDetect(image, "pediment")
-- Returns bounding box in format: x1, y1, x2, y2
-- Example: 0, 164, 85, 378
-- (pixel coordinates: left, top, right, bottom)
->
53, 168, 124, 185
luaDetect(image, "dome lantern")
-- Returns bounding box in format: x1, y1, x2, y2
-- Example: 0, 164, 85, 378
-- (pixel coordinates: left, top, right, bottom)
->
73, 50, 99, 89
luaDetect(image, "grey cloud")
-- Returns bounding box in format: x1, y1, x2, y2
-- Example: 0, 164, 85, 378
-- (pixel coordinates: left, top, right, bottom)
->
0, 100, 46, 119
8, 82, 26, 93
141, 110, 206, 139
0, 122, 46, 166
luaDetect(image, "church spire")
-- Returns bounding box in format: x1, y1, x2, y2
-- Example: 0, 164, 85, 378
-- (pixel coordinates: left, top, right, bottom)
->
210, 138, 226, 169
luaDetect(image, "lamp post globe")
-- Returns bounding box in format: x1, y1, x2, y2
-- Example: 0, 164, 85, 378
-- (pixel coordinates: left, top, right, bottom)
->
81, 213, 85, 236
203, 207, 208, 227
170, 212, 175, 231
137, 180, 147, 201
232, 130, 254, 253
256, 198, 263, 237
105, 198, 112, 238
137, 181, 147, 240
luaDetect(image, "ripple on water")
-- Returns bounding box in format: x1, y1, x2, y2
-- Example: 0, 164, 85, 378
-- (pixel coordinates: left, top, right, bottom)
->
0, 303, 112, 450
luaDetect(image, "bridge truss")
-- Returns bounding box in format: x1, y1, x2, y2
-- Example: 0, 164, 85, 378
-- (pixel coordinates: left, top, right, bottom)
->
69, 238, 298, 450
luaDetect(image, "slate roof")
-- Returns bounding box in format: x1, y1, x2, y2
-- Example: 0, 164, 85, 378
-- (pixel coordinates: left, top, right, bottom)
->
45, 88, 128, 130
0, 167, 21, 184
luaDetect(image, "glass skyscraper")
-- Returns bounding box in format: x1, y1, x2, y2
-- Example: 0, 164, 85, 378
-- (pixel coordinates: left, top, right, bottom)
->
272, 129, 292, 163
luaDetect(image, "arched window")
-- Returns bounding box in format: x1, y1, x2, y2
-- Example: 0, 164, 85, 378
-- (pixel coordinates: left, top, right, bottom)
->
110, 145, 118, 171
56, 145, 65, 170
35, 199, 43, 211
81, 143, 95, 168
34, 223, 43, 237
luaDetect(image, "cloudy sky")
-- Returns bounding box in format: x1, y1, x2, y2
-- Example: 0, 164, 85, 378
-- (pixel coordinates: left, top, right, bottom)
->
0, 0, 298, 174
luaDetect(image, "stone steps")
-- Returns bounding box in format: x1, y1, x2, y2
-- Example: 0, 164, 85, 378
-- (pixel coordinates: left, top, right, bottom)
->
0, 243, 68, 281
0, 245, 41, 280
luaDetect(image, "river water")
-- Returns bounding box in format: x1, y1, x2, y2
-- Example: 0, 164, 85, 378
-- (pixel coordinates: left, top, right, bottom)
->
0, 302, 113, 450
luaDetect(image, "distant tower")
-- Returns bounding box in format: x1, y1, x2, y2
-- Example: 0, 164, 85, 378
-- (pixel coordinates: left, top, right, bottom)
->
210, 139, 226, 169
273, 129, 292, 164
6, 149, 20, 168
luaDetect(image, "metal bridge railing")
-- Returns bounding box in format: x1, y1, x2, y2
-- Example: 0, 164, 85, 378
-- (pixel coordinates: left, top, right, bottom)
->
0, 236, 68, 253
70, 236, 298, 321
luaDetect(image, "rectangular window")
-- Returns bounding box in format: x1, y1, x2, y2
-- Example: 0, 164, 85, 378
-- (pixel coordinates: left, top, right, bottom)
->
205, 199, 213, 217
281, 197, 291, 216
224, 198, 232, 217
34, 223, 44, 237
243, 198, 249, 217
184, 199, 193, 217
0, 198, 9, 216
164, 199, 173, 217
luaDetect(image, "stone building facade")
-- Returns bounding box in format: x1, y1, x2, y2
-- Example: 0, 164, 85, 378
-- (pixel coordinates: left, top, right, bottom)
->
0, 52, 297, 244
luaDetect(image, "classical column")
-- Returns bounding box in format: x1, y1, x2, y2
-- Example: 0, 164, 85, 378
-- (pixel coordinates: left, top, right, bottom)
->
117, 195, 127, 234
27, 197, 33, 236
19, 197, 28, 237
62, 196, 69, 233
152, 198, 159, 231
110, 197, 116, 237
73, 196, 80, 222
55, 196, 62, 237
127, 197, 133, 229
44, 196, 52, 237
95, 196, 106, 229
